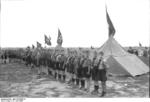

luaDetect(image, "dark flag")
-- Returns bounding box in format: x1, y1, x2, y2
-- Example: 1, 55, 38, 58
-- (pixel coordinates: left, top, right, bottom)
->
37, 41, 42, 48
32, 44, 35, 49
91, 46, 94, 49
57, 28, 63, 46
139, 42, 142, 47
44, 34, 51, 46
106, 6, 116, 37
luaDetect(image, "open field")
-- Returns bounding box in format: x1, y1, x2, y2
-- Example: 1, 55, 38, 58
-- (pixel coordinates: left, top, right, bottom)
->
0, 57, 149, 98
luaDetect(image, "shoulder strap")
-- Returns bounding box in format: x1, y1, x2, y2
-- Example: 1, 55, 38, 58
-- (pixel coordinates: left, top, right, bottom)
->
81, 58, 85, 65
97, 58, 101, 67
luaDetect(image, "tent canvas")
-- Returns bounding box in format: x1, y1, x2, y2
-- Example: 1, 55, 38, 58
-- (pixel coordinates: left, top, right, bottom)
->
98, 37, 149, 76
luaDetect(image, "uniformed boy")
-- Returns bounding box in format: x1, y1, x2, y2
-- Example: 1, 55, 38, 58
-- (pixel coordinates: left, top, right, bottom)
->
91, 51, 100, 95
79, 53, 86, 90
74, 55, 80, 88
82, 50, 91, 91
91, 51, 108, 97
98, 51, 108, 97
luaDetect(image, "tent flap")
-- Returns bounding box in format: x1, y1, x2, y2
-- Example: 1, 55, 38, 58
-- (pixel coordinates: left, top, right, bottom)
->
114, 55, 149, 76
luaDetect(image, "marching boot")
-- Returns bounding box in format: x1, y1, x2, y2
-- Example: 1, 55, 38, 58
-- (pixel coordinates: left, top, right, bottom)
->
91, 85, 99, 95
100, 82, 106, 97
95, 85, 99, 94
100, 91, 106, 97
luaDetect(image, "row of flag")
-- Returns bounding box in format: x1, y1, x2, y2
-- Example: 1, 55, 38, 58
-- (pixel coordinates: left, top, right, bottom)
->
33, 6, 145, 49
31, 6, 115, 49
30, 6, 144, 51
32, 29, 63, 49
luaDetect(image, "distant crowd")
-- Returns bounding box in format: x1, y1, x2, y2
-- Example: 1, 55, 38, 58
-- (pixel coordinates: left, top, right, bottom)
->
127, 47, 150, 57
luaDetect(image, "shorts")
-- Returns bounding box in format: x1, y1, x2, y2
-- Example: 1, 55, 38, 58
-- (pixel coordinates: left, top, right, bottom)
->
82, 67, 91, 78
92, 68, 107, 82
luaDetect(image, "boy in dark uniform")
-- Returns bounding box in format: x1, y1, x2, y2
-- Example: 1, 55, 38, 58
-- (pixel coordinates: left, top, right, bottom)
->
64, 54, 71, 83
82, 50, 92, 91
58, 54, 64, 81
55, 54, 60, 80
47, 52, 52, 75
1, 53, 4, 64
40, 50, 45, 74
74, 54, 80, 88
85, 57, 92, 92
91, 51, 108, 97
79, 53, 86, 90
62, 55, 67, 82
69, 55, 76, 85
71, 53, 79, 87
51, 53, 56, 77
66, 54, 73, 84
36, 49, 41, 75
98, 51, 108, 97
91, 51, 101, 95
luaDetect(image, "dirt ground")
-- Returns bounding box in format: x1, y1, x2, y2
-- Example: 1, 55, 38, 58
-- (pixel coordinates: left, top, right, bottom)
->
0, 62, 149, 98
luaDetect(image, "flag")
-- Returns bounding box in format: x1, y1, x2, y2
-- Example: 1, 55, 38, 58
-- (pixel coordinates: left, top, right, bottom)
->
57, 28, 63, 45
37, 41, 42, 48
44, 34, 51, 46
106, 6, 116, 37
91, 46, 94, 49
32, 44, 35, 49
139, 42, 142, 47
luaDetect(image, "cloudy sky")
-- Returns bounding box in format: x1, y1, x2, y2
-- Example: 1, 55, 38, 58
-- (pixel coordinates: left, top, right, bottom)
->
1, 0, 149, 48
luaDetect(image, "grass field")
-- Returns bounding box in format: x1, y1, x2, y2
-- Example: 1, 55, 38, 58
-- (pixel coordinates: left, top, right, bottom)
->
0, 57, 149, 98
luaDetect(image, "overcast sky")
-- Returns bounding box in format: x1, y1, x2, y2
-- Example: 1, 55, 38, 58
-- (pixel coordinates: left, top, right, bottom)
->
1, 0, 150, 48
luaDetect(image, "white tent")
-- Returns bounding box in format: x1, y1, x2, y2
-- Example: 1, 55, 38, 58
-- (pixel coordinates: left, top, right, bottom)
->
98, 36, 149, 76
